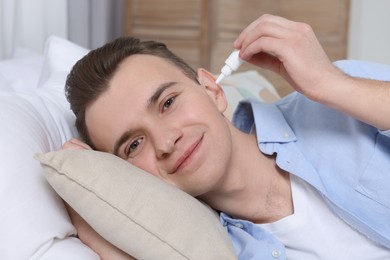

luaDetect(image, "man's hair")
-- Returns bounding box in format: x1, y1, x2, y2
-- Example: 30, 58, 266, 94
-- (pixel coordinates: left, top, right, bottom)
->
65, 37, 199, 148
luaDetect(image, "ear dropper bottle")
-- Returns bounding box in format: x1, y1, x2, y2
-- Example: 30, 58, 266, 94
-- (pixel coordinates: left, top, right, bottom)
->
215, 49, 244, 84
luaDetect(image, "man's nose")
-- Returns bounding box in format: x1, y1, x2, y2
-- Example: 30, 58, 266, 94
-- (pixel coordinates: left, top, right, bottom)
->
154, 128, 182, 159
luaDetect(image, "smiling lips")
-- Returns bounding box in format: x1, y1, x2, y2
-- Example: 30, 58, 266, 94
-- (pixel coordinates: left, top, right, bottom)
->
170, 135, 203, 174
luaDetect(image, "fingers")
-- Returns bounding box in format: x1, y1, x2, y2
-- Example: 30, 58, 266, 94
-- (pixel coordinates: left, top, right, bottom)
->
232, 14, 336, 99
237, 16, 311, 61
234, 14, 297, 50
60, 138, 93, 151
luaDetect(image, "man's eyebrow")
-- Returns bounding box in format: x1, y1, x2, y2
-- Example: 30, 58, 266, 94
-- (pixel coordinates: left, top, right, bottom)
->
113, 81, 177, 156
113, 129, 134, 156
147, 81, 177, 109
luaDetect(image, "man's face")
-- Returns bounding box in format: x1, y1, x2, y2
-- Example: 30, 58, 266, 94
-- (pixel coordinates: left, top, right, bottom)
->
85, 54, 233, 196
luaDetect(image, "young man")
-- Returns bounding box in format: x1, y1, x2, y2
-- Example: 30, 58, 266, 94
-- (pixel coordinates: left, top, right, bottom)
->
63, 15, 390, 259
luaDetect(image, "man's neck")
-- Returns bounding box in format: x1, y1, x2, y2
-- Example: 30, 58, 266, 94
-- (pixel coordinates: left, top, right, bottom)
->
199, 129, 293, 224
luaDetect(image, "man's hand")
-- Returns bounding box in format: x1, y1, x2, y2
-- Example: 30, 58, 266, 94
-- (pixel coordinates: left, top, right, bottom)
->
234, 14, 344, 101
61, 141, 136, 259
65, 203, 135, 260
61, 138, 93, 151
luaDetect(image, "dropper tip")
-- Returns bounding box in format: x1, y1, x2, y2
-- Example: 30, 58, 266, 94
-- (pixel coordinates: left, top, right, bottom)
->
216, 74, 224, 84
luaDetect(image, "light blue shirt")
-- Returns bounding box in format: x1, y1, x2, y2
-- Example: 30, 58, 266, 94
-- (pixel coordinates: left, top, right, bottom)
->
220, 60, 390, 260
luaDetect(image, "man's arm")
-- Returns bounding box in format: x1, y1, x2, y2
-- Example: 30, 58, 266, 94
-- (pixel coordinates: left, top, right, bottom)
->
234, 14, 390, 130
60, 140, 136, 259
65, 204, 135, 260
320, 76, 390, 131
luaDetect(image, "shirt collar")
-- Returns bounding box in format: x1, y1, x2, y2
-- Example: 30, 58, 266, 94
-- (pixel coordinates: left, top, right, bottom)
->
233, 99, 297, 144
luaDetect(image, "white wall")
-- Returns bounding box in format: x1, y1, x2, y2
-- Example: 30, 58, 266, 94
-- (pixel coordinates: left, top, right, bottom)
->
0, 0, 124, 59
348, 0, 390, 64
68, 0, 124, 50
0, 0, 67, 59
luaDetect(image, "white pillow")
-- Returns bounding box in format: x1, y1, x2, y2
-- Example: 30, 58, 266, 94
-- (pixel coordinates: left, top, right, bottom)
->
37, 36, 89, 87
0, 72, 11, 91
0, 36, 97, 259
0, 48, 43, 92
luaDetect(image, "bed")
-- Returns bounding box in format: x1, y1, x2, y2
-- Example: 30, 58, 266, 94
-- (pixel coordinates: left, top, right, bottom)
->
3, 34, 390, 259
0, 36, 281, 259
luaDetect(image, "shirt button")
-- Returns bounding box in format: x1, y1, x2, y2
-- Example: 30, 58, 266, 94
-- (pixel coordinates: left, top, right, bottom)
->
235, 223, 244, 229
272, 249, 281, 258
283, 132, 290, 139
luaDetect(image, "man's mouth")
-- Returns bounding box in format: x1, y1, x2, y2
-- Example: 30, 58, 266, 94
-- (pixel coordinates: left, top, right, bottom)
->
170, 135, 203, 174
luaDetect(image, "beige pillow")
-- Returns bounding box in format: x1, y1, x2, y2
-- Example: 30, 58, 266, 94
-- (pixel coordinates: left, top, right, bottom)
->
35, 150, 237, 260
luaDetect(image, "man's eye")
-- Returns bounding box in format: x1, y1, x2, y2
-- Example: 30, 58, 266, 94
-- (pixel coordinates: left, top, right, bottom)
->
162, 97, 175, 111
126, 138, 143, 156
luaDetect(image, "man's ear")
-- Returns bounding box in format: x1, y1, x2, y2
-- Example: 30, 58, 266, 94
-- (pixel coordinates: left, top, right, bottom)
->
197, 68, 228, 113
